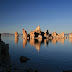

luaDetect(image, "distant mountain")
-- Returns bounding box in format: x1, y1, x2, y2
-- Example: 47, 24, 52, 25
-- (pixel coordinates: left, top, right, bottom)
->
1, 33, 23, 35
2, 33, 10, 34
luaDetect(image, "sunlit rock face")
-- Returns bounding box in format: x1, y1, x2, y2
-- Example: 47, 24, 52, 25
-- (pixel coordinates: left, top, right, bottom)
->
69, 32, 72, 38
44, 30, 47, 37
15, 32, 19, 37
61, 32, 64, 37
51, 32, 56, 37
22, 25, 65, 39
44, 30, 49, 38
29, 25, 50, 39
36, 25, 41, 33
38, 35, 42, 39
23, 29, 27, 38
29, 25, 42, 39
51, 32, 65, 39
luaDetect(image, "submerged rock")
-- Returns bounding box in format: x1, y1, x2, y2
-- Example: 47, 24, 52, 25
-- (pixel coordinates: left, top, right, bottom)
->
20, 56, 30, 63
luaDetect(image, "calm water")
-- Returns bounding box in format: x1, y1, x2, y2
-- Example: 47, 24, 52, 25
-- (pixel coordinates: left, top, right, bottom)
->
1, 35, 72, 72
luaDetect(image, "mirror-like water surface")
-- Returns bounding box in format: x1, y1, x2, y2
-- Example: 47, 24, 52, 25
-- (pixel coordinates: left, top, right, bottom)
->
1, 35, 72, 72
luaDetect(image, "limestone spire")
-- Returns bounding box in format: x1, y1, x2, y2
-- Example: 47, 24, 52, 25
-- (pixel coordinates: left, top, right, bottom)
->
45, 30, 46, 34
36, 25, 41, 32
38, 25, 40, 27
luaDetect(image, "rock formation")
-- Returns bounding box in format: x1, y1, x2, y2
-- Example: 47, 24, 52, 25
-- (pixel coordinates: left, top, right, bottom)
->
0, 34, 1, 38
51, 32, 56, 37
15, 32, 19, 37
38, 35, 42, 39
0, 34, 1, 41
44, 30, 47, 37
20, 56, 30, 63
44, 30, 49, 38
23, 29, 27, 39
0, 35, 11, 72
61, 32, 64, 37
22, 25, 66, 40
51, 32, 65, 39
69, 32, 72, 38
36, 25, 41, 33
29, 25, 42, 39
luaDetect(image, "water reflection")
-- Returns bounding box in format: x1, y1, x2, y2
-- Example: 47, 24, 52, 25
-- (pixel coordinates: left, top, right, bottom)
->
21, 38, 65, 52
30, 39, 35, 46
2, 35, 72, 72
69, 38, 72, 44
23, 38, 27, 48
51, 38, 64, 45
34, 40, 41, 52
15, 37, 19, 44
51, 39, 57, 45
29, 39, 41, 52
15, 38, 65, 52
61, 39, 64, 45
44, 39, 49, 46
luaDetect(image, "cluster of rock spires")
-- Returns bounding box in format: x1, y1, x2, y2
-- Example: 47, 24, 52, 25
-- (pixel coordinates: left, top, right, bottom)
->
15, 25, 71, 39
14, 25, 72, 52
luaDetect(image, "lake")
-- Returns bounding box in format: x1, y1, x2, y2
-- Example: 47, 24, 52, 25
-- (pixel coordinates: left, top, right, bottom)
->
1, 35, 72, 72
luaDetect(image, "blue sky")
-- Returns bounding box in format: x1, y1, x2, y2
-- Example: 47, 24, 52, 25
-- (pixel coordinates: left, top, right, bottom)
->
0, 0, 72, 34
